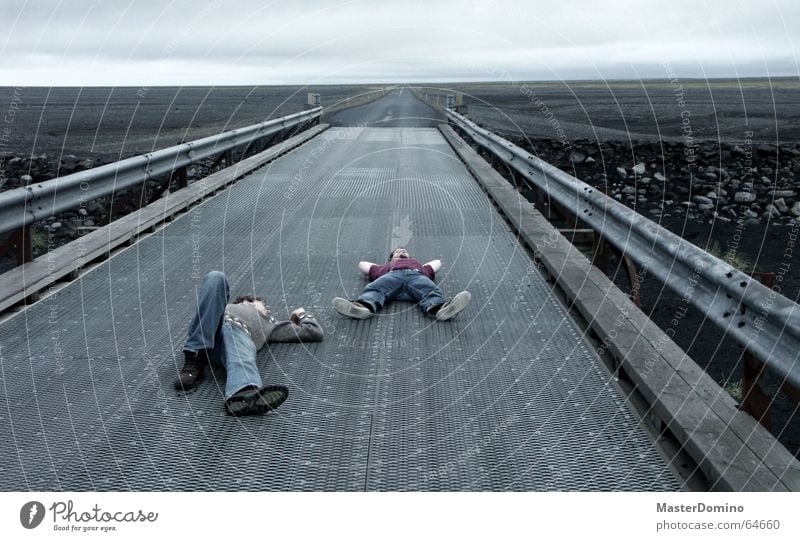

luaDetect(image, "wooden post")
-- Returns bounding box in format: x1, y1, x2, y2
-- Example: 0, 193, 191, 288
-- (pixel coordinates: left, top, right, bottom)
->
742, 352, 772, 429
175, 165, 188, 189
741, 272, 775, 429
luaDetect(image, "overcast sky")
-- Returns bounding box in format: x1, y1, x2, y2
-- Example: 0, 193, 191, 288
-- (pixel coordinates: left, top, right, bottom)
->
1, 0, 797, 85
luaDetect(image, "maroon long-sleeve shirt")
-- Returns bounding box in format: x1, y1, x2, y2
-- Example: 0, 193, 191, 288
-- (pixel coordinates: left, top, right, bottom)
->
367, 258, 436, 282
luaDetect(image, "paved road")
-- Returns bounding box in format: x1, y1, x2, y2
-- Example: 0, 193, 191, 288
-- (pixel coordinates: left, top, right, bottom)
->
326, 86, 445, 128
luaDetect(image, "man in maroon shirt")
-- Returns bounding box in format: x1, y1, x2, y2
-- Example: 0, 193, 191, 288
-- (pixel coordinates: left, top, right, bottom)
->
332, 248, 471, 321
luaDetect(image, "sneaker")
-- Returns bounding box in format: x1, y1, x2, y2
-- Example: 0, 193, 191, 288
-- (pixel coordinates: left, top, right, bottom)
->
174, 350, 210, 392
225, 385, 289, 416
435, 291, 472, 321
332, 297, 374, 319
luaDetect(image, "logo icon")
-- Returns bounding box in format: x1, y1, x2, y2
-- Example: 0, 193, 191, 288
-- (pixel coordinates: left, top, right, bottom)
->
391, 215, 413, 249
20, 501, 45, 529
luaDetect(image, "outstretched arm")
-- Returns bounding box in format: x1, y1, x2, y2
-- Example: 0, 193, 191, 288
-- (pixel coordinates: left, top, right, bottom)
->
358, 261, 376, 275
424, 259, 442, 273
268, 308, 324, 343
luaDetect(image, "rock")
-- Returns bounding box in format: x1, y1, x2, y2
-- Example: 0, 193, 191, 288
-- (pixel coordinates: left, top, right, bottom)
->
20, 174, 33, 184
765, 204, 781, 217
757, 144, 776, 156
568, 150, 586, 164
706, 191, 717, 200
584, 156, 595, 164
622, 186, 636, 195
693, 195, 714, 205
761, 176, 773, 185
654, 172, 666, 182
771, 190, 796, 198
791, 202, 800, 217
78, 208, 88, 216
775, 198, 789, 213
734, 192, 757, 203
744, 218, 761, 226
616, 166, 627, 178
632, 163, 646, 175
50, 222, 62, 229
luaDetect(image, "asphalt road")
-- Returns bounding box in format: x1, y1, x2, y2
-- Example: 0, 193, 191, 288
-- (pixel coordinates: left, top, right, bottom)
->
326, 86, 446, 128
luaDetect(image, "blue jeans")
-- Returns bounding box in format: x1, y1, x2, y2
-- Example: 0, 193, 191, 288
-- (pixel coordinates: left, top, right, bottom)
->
183, 271, 262, 399
357, 269, 446, 314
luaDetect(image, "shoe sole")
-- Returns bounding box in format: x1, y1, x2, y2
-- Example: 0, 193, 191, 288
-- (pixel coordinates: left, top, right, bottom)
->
436, 291, 472, 321
226, 385, 289, 416
332, 297, 373, 319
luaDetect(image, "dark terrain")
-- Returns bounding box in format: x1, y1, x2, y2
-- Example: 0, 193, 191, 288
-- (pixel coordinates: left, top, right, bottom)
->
1, 80, 798, 454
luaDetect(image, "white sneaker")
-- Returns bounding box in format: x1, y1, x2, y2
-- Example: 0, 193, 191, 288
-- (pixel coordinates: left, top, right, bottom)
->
332, 297, 374, 319
435, 291, 471, 321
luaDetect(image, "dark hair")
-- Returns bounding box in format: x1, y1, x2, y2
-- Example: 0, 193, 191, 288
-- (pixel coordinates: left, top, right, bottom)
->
233, 295, 267, 305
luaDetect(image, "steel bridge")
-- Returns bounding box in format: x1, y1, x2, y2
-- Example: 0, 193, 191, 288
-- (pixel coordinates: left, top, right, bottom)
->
0, 89, 798, 491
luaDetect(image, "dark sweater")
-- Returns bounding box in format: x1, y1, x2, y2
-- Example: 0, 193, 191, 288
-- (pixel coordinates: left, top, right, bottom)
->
224, 303, 323, 350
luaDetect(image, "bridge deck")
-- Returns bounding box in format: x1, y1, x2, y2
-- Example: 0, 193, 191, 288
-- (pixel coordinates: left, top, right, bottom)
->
0, 127, 679, 490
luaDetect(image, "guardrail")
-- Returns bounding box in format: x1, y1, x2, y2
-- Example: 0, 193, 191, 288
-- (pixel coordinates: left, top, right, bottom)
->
446, 108, 800, 389
0, 107, 322, 264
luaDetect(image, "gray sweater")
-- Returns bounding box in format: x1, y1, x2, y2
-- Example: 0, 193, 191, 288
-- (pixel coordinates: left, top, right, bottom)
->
224, 303, 323, 349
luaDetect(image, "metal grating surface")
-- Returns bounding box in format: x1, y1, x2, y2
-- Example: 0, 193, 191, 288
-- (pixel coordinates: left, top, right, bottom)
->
0, 128, 679, 491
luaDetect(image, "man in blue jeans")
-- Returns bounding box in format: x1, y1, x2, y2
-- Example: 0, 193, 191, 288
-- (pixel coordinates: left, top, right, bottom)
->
332, 248, 471, 321
176, 271, 323, 416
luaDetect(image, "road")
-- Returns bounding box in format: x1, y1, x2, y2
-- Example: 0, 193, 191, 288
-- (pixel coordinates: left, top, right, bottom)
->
326, 86, 446, 128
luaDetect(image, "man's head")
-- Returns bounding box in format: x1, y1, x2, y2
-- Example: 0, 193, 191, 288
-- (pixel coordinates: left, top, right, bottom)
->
388, 247, 410, 261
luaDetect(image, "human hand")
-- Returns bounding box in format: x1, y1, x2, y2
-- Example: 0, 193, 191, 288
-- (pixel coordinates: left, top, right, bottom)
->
290, 308, 307, 325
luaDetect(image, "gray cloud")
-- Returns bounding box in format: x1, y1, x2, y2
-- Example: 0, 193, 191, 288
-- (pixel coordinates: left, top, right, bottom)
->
0, 0, 797, 84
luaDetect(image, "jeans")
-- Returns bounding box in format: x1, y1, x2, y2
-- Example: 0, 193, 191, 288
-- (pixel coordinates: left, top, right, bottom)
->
357, 269, 446, 314
183, 271, 262, 399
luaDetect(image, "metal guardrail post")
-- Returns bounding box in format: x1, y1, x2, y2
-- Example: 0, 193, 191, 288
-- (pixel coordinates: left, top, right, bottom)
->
446, 109, 800, 389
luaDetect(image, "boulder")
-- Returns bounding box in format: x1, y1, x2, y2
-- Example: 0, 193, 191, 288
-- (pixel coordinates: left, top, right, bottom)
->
568, 150, 586, 164
734, 192, 757, 203
693, 195, 714, 205
632, 163, 646, 175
